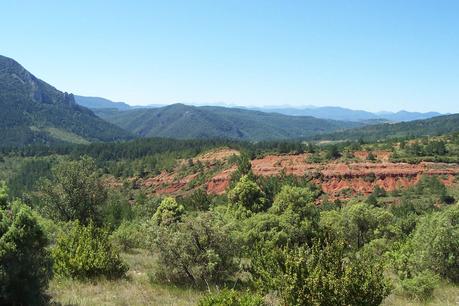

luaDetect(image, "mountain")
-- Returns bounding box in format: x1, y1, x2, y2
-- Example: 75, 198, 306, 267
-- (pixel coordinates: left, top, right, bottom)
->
94, 103, 363, 141
0, 55, 133, 147
74, 95, 131, 110
375, 110, 444, 122
250, 106, 443, 122
317, 113, 459, 141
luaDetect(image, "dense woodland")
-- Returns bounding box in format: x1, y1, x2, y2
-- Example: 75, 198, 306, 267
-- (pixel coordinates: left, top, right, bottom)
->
1, 133, 459, 305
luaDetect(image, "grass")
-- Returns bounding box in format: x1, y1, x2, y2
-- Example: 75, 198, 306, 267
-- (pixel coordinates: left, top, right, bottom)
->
48, 249, 203, 306
382, 282, 459, 306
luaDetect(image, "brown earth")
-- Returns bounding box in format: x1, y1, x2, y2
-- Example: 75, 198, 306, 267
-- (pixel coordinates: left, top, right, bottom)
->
207, 155, 459, 198
107, 150, 459, 199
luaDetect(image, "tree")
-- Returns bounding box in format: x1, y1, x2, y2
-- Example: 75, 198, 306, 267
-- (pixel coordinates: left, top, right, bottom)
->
228, 175, 267, 213
0, 200, 52, 305
36, 156, 107, 225
0, 181, 7, 209
52, 221, 128, 279
153, 197, 185, 226
240, 186, 319, 248
149, 211, 239, 286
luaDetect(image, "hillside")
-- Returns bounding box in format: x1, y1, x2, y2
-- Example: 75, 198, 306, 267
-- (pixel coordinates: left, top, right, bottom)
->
318, 113, 459, 141
0, 55, 133, 147
74, 95, 131, 110
94, 103, 363, 141
251, 106, 443, 122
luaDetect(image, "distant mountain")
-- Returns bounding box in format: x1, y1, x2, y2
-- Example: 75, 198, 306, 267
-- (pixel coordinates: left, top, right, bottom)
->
251, 106, 443, 122
317, 113, 459, 141
94, 103, 363, 141
376, 110, 444, 122
0, 55, 133, 147
74, 95, 131, 110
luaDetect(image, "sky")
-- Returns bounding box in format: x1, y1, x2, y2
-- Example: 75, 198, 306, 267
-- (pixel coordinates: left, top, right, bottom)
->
1, 0, 458, 113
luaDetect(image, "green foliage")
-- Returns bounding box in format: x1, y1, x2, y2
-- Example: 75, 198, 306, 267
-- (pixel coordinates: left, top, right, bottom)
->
96, 103, 361, 141
399, 271, 440, 300
37, 156, 107, 225
320, 202, 397, 249
251, 239, 390, 306
0, 55, 132, 148
0, 200, 52, 305
152, 197, 185, 226
102, 191, 134, 230
110, 221, 144, 251
228, 175, 267, 213
198, 289, 265, 306
0, 181, 7, 209
149, 211, 239, 286
52, 221, 128, 279
319, 113, 459, 142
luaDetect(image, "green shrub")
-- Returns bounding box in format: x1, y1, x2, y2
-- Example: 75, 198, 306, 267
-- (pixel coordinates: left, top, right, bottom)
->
149, 211, 239, 286
0, 201, 52, 305
52, 221, 128, 279
198, 289, 265, 306
252, 239, 390, 306
152, 197, 184, 226
399, 271, 440, 300
110, 221, 144, 251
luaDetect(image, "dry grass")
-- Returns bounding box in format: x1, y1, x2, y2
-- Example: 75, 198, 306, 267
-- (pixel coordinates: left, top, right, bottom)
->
382, 282, 459, 306
48, 249, 203, 306
47, 248, 459, 306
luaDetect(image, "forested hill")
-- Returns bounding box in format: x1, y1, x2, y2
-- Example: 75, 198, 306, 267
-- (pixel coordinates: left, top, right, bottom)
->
94, 103, 363, 141
0, 55, 133, 147
317, 113, 459, 141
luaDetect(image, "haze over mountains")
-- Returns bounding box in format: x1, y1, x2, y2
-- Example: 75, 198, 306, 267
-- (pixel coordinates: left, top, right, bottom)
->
0, 54, 457, 147
75, 95, 444, 123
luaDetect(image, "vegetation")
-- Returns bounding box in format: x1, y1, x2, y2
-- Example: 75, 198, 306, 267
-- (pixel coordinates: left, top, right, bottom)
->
1, 131, 459, 305
0, 55, 132, 148
96, 103, 362, 141
0, 197, 52, 305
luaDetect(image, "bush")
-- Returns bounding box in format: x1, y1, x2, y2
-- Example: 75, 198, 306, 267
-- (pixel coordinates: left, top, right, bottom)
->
0, 201, 52, 305
391, 204, 459, 283
110, 221, 144, 251
399, 271, 440, 300
198, 289, 265, 306
251, 239, 390, 306
152, 197, 184, 226
52, 221, 128, 279
36, 156, 107, 225
149, 211, 239, 286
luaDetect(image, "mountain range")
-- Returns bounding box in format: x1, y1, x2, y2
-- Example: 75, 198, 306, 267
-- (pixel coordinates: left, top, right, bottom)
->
75, 96, 444, 123
1, 54, 456, 147
315, 113, 459, 141
93, 104, 363, 141
0, 55, 132, 147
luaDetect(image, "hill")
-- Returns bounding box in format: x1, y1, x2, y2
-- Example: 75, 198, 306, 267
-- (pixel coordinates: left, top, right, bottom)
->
318, 113, 459, 141
251, 106, 443, 122
0, 55, 133, 147
74, 95, 131, 110
94, 103, 363, 141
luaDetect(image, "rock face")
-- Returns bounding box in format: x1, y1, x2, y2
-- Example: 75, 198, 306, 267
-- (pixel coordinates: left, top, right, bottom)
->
247, 154, 459, 198
127, 150, 459, 200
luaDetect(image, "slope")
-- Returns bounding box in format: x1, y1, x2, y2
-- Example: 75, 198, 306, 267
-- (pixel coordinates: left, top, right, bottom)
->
94, 103, 363, 141
317, 113, 459, 141
0, 55, 133, 147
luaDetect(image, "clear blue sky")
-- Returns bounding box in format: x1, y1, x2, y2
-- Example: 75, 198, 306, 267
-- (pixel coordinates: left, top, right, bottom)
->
1, 0, 458, 112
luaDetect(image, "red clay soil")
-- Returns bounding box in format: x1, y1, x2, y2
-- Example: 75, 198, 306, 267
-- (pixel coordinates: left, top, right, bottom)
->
108, 150, 459, 199
209, 155, 459, 198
